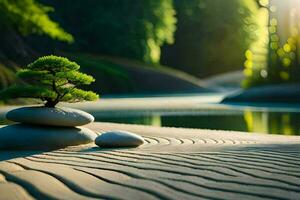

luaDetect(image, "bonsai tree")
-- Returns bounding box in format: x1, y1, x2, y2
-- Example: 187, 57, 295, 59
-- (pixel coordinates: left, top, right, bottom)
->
0, 55, 99, 107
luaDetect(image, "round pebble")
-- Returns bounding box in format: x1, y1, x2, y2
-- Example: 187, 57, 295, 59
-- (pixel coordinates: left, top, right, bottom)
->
95, 131, 144, 148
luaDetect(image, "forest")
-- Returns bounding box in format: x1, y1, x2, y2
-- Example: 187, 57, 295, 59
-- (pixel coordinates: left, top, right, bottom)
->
0, 0, 299, 95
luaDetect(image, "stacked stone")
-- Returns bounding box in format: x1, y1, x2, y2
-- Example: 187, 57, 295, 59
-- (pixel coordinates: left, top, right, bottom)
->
0, 106, 97, 150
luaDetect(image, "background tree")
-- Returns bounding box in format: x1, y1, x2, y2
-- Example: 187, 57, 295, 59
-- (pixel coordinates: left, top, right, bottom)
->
0, 55, 99, 107
243, 0, 300, 88
161, 0, 259, 78
0, 0, 73, 90
36, 0, 176, 64
0, 0, 73, 42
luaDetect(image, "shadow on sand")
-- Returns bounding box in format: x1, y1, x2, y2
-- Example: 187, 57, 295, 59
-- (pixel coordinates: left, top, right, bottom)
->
0, 150, 48, 162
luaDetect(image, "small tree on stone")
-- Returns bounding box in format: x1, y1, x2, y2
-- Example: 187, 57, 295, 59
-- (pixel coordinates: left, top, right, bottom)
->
0, 55, 99, 107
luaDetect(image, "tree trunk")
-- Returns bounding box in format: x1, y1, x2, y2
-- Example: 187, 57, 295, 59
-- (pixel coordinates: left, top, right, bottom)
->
45, 100, 59, 107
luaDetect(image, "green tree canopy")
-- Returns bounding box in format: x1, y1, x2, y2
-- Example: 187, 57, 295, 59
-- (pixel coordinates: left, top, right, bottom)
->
0, 0, 73, 42
0, 55, 99, 107
161, 0, 259, 77
243, 0, 300, 88
47, 0, 176, 64
0, 0, 73, 91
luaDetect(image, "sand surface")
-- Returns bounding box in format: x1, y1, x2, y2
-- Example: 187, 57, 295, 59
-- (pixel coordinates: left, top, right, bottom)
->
0, 122, 299, 200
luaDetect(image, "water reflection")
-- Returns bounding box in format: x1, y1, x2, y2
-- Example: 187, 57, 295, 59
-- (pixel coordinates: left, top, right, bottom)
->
95, 110, 300, 135
1, 109, 299, 135
244, 110, 300, 135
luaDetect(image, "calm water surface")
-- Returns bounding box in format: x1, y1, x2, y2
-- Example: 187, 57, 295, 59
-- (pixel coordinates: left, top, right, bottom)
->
1, 100, 300, 135
93, 104, 300, 136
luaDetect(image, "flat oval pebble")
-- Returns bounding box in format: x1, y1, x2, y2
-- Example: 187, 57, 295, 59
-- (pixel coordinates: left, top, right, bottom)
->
95, 131, 144, 148
0, 124, 97, 150
6, 106, 94, 127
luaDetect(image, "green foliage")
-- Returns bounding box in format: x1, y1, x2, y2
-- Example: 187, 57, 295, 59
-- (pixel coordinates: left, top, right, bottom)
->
243, 1, 300, 88
161, 0, 259, 77
49, 0, 176, 64
0, 85, 56, 100
0, 55, 98, 107
243, 36, 300, 88
0, 0, 73, 42
0, 64, 17, 89
26, 55, 79, 71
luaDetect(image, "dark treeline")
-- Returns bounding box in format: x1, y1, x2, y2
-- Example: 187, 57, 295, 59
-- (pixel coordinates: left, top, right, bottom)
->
0, 0, 265, 92
161, 0, 258, 77
31, 0, 258, 77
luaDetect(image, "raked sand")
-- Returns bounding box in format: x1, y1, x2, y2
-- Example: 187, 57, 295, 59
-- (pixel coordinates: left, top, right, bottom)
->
0, 122, 300, 200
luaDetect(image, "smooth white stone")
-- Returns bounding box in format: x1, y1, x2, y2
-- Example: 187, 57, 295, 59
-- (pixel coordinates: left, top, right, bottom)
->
6, 106, 94, 127
95, 131, 144, 148
0, 124, 97, 150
